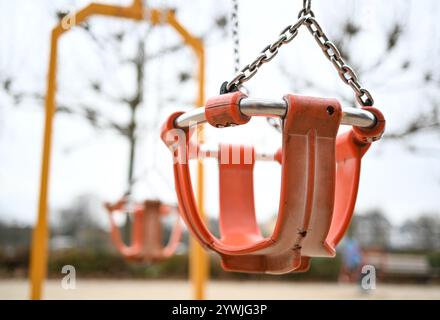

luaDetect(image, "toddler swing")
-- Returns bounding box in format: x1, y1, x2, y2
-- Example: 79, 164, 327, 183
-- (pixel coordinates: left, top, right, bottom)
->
105, 197, 182, 262
161, 0, 385, 274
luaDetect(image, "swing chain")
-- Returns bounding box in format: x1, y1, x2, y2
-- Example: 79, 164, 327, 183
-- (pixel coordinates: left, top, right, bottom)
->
231, 0, 241, 74
298, 0, 314, 19
226, 17, 305, 92
304, 17, 374, 106
224, 1, 374, 107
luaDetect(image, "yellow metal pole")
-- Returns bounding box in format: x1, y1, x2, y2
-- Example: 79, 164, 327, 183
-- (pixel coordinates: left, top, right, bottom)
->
193, 45, 207, 301
29, 27, 59, 300
29, 2, 144, 300
29, 3, 206, 300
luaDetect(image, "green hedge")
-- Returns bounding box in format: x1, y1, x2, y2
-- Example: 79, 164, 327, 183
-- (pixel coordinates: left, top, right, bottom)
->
47, 249, 189, 279
1, 248, 438, 282
0, 248, 342, 281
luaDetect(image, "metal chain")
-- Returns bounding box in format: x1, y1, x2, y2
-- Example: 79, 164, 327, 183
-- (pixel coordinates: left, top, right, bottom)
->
224, 1, 374, 107
231, 0, 241, 73
304, 16, 374, 106
298, 0, 313, 19
225, 16, 305, 92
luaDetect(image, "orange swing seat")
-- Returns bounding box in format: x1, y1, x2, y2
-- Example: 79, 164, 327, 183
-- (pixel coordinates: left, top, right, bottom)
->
105, 198, 182, 263
161, 92, 385, 274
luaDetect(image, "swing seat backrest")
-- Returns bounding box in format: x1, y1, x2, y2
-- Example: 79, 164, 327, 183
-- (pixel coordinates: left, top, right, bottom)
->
218, 144, 261, 247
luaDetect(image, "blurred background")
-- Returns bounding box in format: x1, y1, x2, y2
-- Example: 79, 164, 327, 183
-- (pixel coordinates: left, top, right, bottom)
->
0, 0, 439, 299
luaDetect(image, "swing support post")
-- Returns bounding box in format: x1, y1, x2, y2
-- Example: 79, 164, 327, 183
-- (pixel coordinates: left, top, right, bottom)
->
30, 0, 207, 300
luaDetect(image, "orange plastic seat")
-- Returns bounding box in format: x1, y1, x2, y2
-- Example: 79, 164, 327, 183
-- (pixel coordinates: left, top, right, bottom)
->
105, 198, 182, 263
161, 93, 385, 274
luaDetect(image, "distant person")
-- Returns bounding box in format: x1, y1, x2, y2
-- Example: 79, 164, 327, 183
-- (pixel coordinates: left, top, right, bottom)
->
339, 236, 363, 284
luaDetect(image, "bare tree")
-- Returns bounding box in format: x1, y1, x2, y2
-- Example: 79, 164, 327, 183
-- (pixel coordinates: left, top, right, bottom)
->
55, 193, 110, 250
400, 214, 440, 251
279, 1, 440, 155
352, 209, 392, 249
0, 2, 228, 237
2, 5, 226, 189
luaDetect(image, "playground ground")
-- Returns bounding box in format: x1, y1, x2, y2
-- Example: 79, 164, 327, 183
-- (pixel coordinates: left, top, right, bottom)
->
1, 280, 439, 300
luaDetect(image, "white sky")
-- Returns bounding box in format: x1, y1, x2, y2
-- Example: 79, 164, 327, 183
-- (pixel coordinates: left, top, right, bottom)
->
0, 0, 439, 228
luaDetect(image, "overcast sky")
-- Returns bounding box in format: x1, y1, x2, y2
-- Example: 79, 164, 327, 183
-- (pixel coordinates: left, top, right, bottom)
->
0, 0, 439, 228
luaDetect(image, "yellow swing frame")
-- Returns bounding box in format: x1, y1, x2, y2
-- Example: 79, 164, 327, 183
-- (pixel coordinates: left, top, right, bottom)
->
29, 0, 208, 300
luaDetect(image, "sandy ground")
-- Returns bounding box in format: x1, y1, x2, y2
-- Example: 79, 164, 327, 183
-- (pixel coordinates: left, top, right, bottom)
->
1, 279, 439, 300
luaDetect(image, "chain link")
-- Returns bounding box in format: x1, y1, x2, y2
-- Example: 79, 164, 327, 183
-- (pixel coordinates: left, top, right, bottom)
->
297, 0, 314, 19
224, 2, 374, 107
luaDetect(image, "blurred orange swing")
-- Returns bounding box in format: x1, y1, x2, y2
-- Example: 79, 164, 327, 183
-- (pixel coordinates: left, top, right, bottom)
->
105, 198, 182, 263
